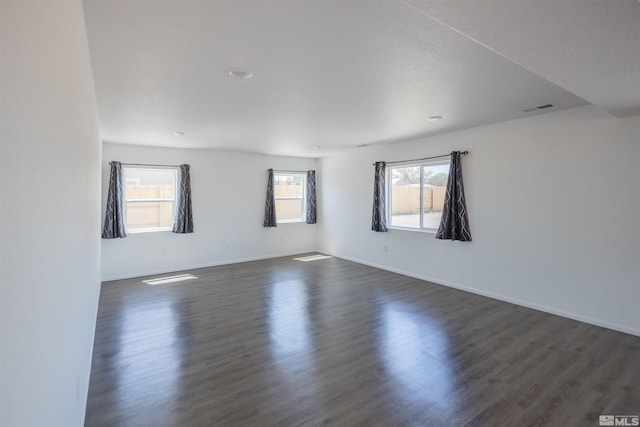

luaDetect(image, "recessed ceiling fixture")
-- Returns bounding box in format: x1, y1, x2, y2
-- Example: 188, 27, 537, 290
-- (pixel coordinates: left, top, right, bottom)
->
427, 115, 443, 122
227, 68, 253, 79
173, 131, 185, 136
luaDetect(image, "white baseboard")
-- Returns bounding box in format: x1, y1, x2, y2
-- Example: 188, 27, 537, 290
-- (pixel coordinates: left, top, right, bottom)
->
101, 249, 319, 282
331, 253, 640, 338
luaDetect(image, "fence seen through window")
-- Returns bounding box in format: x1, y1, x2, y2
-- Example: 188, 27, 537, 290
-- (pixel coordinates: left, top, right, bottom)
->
274, 172, 306, 222
124, 167, 177, 232
389, 161, 450, 230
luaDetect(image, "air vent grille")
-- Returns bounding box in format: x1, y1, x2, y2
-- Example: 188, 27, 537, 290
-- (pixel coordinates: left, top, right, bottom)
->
522, 103, 556, 113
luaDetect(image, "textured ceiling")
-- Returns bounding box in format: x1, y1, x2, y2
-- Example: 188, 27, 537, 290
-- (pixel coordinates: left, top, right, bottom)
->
403, 0, 640, 118
82, 0, 637, 157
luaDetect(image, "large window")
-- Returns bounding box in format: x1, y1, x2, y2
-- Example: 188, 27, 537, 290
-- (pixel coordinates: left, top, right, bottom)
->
123, 167, 178, 233
388, 160, 450, 231
274, 172, 306, 223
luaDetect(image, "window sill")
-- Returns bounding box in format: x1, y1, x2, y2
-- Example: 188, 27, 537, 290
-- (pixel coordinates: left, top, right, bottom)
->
276, 220, 306, 224
127, 228, 173, 234
387, 226, 437, 234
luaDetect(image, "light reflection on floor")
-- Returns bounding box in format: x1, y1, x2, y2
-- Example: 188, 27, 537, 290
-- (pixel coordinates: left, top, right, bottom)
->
118, 304, 182, 408
268, 280, 311, 357
381, 302, 457, 410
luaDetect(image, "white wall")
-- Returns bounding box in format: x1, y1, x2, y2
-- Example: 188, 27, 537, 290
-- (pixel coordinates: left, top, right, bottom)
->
101, 143, 318, 280
0, 2, 102, 426
318, 105, 640, 336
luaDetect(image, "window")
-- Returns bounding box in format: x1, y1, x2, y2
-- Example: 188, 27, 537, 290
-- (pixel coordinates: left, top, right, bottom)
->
123, 167, 178, 233
388, 160, 450, 231
274, 172, 306, 223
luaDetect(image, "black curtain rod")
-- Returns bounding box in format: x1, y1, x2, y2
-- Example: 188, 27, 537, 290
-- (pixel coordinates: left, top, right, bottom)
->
120, 162, 181, 168
373, 150, 468, 166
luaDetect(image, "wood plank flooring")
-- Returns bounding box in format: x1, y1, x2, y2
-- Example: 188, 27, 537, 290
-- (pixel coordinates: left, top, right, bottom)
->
85, 254, 640, 426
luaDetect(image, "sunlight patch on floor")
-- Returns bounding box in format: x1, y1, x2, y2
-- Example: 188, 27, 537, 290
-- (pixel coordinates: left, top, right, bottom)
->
143, 274, 198, 285
293, 254, 333, 262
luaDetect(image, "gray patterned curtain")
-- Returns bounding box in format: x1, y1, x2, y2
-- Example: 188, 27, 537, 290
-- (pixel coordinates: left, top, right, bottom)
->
263, 168, 277, 227
102, 161, 126, 239
173, 164, 194, 234
371, 161, 387, 232
436, 151, 472, 241
306, 170, 317, 224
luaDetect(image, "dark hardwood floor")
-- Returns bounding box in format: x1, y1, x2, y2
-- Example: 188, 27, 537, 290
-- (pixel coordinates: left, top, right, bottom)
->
85, 254, 640, 427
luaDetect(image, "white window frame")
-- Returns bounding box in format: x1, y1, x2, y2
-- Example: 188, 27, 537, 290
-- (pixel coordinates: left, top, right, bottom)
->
274, 171, 307, 224
387, 159, 450, 232
123, 166, 179, 234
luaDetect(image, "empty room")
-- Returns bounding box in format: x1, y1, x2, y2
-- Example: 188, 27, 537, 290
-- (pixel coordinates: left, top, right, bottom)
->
2, 1, 639, 426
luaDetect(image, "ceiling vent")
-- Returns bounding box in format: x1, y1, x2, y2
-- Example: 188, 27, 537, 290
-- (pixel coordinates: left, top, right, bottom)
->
522, 103, 556, 113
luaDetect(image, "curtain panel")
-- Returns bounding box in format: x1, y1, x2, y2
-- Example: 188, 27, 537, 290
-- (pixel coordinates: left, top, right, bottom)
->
101, 161, 127, 239
306, 170, 317, 224
436, 151, 472, 241
263, 168, 277, 227
371, 161, 388, 232
173, 164, 194, 234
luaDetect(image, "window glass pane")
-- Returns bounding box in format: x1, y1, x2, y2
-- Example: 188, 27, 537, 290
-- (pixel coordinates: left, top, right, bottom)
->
422, 164, 449, 229
125, 169, 175, 187
126, 201, 175, 231
124, 168, 176, 232
390, 166, 420, 228
275, 199, 303, 220
274, 174, 303, 198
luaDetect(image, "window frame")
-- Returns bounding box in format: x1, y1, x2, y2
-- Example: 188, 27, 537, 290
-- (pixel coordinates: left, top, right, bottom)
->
122, 166, 179, 234
387, 159, 450, 233
273, 171, 307, 224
